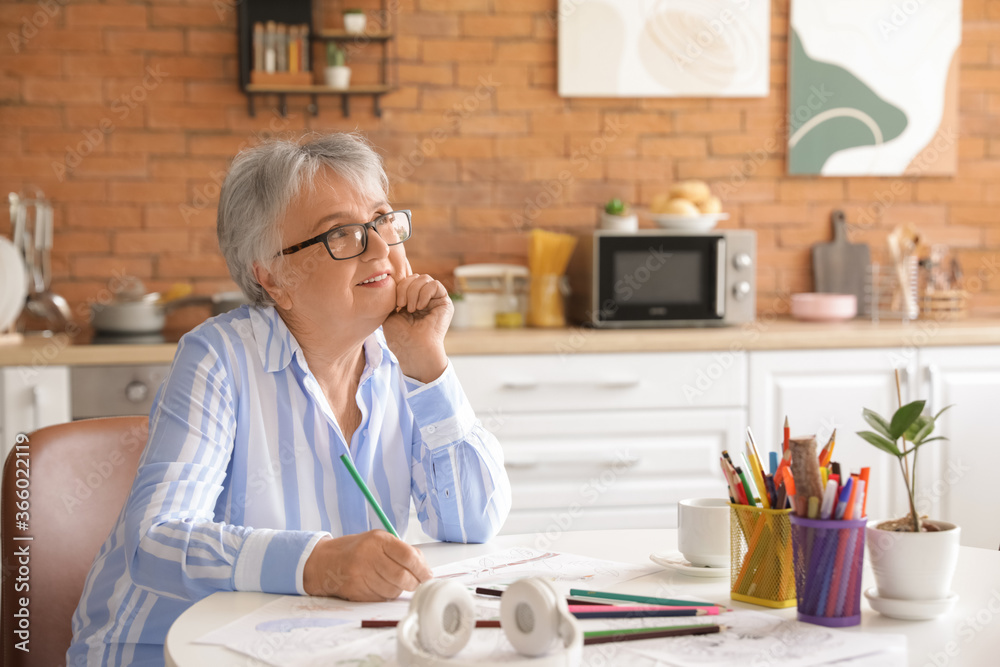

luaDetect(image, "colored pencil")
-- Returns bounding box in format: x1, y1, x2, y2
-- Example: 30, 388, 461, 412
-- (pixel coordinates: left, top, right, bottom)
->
361, 619, 502, 628
583, 623, 721, 645
475, 587, 610, 606
569, 589, 725, 609
568, 604, 719, 615
783, 416, 790, 453
571, 608, 710, 619
339, 454, 399, 538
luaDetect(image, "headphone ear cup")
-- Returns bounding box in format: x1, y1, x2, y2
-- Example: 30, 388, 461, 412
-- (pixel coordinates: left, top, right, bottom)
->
499, 578, 567, 657
412, 579, 475, 658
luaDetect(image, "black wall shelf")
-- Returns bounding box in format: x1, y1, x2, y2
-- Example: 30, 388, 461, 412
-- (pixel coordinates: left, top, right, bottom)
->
237, 0, 396, 119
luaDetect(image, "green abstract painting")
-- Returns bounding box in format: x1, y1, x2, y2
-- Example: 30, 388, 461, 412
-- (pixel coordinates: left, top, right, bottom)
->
788, 1, 960, 176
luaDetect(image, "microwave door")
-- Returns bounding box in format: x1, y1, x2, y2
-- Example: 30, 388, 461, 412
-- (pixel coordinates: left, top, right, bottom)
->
598, 236, 722, 323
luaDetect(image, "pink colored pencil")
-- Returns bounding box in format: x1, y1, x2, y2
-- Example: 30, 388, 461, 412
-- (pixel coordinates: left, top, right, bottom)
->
567, 605, 720, 615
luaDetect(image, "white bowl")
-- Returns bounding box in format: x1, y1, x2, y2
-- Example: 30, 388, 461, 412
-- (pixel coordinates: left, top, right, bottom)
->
864, 588, 958, 620
651, 213, 728, 232
790, 293, 857, 322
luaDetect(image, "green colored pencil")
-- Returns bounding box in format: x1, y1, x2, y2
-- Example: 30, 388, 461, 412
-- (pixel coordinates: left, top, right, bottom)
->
569, 589, 725, 608
339, 454, 399, 538
583, 623, 716, 639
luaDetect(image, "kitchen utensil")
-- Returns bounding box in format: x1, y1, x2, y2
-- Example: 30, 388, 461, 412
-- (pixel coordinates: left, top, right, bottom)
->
0, 236, 28, 336
790, 293, 857, 322
91, 296, 210, 334
887, 224, 920, 319
32, 198, 71, 330
811, 210, 870, 317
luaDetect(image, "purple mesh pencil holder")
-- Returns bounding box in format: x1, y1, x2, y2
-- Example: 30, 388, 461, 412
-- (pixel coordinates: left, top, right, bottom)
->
790, 515, 867, 627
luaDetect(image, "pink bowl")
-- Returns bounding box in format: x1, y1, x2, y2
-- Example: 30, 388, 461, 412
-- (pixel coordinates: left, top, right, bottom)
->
790, 293, 858, 322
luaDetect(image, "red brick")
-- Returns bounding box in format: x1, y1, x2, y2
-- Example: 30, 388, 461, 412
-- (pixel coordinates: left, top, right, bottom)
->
641, 136, 708, 159
151, 6, 232, 28
105, 29, 185, 53
398, 64, 454, 86
66, 5, 147, 28
109, 132, 186, 155
64, 55, 148, 78
23, 78, 103, 103
495, 41, 554, 63
50, 232, 111, 255
0, 54, 61, 77
187, 30, 238, 56
461, 15, 533, 38
20, 29, 103, 53
109, 181, 188, 204
422, 39, 494, 63
147, 56, 225, 80
70, 155, 148, 180
398, 14, 460, 37
158, 255, 230, 279
148, 105, 228, 130
114, 230, 189, 254
72, 256, 153, 279
66, 205, 142, 229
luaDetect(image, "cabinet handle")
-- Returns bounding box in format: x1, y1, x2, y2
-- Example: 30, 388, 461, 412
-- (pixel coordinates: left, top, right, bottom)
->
501, 378, 641, 390
926, 364, 939, 415
506, 455, 641, 469
32, 385, 43, 431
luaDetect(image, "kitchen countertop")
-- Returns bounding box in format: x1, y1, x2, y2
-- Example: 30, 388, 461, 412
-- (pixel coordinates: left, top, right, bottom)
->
1, 316, 998, 367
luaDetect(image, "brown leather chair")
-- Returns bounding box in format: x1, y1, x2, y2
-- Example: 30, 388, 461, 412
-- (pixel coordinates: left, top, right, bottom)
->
1, 417, 148, 667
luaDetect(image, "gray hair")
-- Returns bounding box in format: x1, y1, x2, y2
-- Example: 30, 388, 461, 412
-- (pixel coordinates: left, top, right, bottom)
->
217, 132, 389, 306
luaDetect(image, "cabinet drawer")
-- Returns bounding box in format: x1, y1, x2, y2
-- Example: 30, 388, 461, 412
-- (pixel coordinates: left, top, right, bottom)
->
490, 409, 744, 515
453, 351, 747, 413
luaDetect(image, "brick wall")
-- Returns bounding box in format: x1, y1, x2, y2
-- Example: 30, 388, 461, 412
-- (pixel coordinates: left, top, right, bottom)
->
2, 0, 999, 332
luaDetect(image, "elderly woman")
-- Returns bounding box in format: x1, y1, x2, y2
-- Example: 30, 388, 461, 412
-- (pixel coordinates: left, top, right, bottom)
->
68, 133, 511, 666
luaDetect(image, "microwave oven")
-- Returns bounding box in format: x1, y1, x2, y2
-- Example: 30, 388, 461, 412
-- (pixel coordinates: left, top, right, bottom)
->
566, 230, 756, 328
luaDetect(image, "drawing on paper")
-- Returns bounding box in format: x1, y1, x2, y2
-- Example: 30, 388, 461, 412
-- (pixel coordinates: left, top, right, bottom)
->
559, 0, 771, 97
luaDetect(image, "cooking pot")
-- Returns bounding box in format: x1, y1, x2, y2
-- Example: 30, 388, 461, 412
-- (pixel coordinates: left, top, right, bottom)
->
91, 292, 250, 334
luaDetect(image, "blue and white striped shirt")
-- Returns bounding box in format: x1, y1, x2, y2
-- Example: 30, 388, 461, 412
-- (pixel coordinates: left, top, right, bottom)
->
68, 305, 511, 666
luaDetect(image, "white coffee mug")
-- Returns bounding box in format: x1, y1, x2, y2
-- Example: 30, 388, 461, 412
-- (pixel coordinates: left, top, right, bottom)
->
677, 498, 730, 568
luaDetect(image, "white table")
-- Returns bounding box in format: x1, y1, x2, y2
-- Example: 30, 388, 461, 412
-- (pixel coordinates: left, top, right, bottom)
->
165, 529, 1000, 667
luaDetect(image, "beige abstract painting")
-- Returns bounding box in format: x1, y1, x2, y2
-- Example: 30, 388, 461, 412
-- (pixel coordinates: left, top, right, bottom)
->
558, 0, 771, 97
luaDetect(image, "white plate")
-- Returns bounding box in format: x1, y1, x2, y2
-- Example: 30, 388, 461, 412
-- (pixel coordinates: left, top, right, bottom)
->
864, 587, 958, 620
649, 551, 729, 578
650, 213, 729, 232
0, 237, 27, 333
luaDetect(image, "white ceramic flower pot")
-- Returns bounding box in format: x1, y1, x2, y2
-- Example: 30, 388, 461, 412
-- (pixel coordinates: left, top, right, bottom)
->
599, 211, 638, 232
324, 66, 351, 90
866, 520, 960, 601
343, 13, 367, 34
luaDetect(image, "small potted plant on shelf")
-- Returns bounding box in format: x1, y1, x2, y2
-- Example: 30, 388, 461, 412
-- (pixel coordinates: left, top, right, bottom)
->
856, 370, 959, 619
343, 8, 367, 35
600, 198, 638, 232
324, 42, 351, 90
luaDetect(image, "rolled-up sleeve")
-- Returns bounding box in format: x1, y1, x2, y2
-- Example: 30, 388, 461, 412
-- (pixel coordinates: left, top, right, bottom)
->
123, 333, 329, 601
406, 362, 511, 543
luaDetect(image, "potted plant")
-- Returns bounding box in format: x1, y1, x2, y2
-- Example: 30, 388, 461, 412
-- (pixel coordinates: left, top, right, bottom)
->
856, 371, 959, 614
324, 42, 351, 90
600, 198, 638, 232
343, 8, 367, 35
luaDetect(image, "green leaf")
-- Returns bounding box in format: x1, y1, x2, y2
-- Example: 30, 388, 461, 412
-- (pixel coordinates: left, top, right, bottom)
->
889, 400, 925, 440
914, 436, 948, 446
905, 415, 931, 442
862, 408, 894, 439
934, 404, 954, 421
856, 430, 902, 457
910, 417, 935, 444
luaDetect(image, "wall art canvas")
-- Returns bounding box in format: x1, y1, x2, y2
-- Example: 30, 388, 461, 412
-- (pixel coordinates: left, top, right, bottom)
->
788, 1, 961, 176
558, 0, 771, 98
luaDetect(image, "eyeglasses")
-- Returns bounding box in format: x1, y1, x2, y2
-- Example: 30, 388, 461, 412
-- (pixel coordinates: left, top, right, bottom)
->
279, 210, 412, 260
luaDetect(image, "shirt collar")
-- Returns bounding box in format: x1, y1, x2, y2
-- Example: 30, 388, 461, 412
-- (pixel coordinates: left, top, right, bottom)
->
249, 305, 390, 375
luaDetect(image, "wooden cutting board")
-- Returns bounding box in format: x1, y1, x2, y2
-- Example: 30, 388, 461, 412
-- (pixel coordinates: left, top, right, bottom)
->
811, 210, 871, 315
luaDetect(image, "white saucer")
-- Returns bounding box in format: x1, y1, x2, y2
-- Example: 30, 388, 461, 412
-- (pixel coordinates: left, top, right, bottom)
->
649, 552, 729, 578
864, 587, 958, 620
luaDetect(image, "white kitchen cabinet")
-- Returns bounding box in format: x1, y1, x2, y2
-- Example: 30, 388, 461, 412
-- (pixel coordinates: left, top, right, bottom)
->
916, 346, 1000, 549
451, 352, 748, 535
0, 365, 71, 463
748, 345, 1000, 550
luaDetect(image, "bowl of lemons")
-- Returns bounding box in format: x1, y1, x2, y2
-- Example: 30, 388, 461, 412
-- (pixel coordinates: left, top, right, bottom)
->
650, 180, 728, 231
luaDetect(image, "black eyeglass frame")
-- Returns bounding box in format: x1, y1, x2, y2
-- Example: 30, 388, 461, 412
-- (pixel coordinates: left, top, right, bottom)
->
279, 209, 412, 260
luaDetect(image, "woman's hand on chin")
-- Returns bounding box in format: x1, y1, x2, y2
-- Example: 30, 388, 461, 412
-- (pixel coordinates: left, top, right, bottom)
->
382, 269, 452, 384
303, 531, 432, 601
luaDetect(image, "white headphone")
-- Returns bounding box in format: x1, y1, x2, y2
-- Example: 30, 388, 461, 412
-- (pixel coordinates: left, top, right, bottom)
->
397, 578, 583, 667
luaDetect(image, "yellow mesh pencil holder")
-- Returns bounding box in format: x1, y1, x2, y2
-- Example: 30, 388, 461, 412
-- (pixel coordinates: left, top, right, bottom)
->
730, 503, 796, 608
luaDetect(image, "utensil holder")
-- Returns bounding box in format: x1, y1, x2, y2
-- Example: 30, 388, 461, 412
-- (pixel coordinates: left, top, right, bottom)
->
729, 504, 796, 608
790, 515, 867, 627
